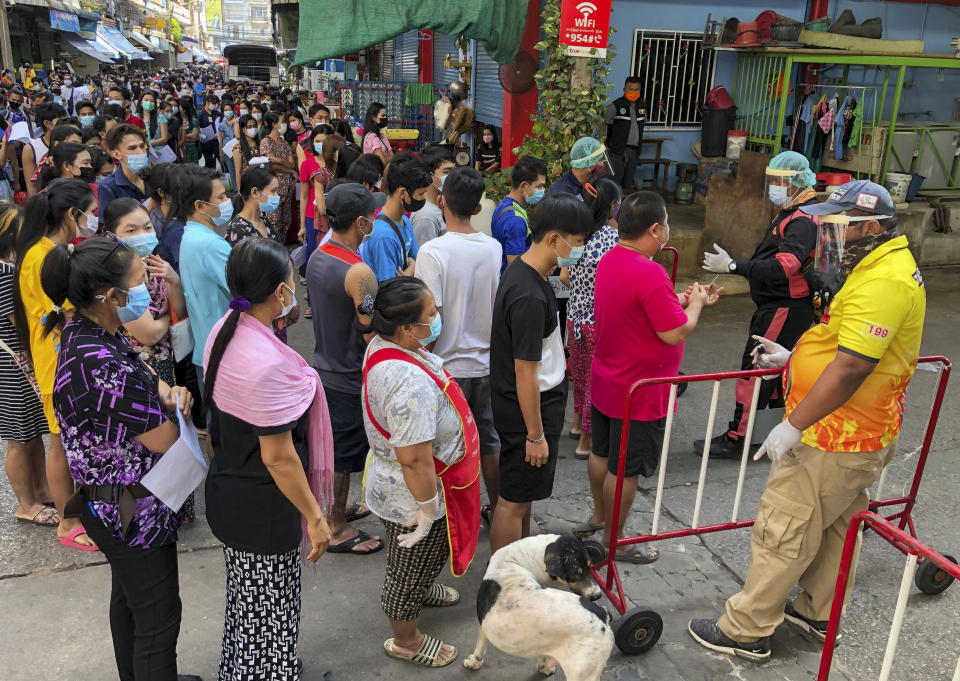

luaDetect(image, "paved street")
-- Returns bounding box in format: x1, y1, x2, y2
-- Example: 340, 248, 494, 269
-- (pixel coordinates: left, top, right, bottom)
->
1, 268, 958, 681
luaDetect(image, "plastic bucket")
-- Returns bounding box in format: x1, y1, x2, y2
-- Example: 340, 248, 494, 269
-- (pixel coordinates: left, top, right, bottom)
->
701, 105, 737, 157
675, 181, 694, 205
886, 172, 911, 204
727, 130, 748, 159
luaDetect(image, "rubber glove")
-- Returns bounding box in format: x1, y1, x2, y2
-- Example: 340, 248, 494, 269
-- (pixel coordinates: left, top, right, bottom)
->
750, 335, 792, 369
702, 243, 733, 273
398, 493, 440, 548
754, 419, 802, 466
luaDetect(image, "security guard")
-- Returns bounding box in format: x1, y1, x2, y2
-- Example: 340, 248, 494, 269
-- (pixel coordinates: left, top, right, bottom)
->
689, 180, 926, 662
604, 77, 646, 191
696, 151, 819, 458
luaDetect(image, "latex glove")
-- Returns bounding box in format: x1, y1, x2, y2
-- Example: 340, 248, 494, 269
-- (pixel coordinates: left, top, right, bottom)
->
702, 243, 733, 273
750, 335, 792, 369
754, 419, 802, 466
398, 493, 440, 548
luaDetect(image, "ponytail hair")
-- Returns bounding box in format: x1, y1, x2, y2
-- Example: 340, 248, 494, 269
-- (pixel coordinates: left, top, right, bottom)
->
0, 201, 21, 261
357, 276, 429, 337
233, 166, 275, 214
37, 141, 87, 191
39, 236, 136, 339
203, 238, 292, 409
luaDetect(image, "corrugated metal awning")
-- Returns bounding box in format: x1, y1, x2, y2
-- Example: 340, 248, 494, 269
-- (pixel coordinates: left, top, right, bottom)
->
63, 33, 115, 63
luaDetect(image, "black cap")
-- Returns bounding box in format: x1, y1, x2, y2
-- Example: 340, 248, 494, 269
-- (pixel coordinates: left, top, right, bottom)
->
326, 183, 376, 228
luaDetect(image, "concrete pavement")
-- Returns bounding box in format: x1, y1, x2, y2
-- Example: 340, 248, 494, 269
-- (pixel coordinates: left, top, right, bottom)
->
1, 268, 958, 681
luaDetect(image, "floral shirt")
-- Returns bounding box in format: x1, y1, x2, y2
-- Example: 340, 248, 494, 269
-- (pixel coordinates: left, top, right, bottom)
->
567, 224, 619, 339
225, 214, 270, 244
53, 314, 177, 548
121, 272, 173, 381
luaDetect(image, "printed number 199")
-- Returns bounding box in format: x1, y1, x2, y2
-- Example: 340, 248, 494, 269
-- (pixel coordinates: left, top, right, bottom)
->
865, 324, 888, 338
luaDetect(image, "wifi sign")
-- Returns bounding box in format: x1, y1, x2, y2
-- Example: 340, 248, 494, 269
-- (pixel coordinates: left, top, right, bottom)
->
559, 0, 611, 57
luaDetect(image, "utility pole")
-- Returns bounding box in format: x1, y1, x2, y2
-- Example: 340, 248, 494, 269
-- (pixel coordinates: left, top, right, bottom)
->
0, 0, 14, 70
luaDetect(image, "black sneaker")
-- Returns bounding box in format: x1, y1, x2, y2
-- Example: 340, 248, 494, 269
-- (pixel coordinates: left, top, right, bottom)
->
783, 601, 841, 642
693, 434, 744, 459
688, 619, 771, 662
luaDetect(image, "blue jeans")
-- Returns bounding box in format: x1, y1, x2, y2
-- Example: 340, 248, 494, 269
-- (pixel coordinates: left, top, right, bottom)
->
300, 217, 316, 277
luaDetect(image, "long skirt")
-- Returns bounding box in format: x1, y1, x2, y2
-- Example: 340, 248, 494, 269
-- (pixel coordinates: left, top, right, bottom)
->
567, 321, 598, 434
218, 546, 301, 680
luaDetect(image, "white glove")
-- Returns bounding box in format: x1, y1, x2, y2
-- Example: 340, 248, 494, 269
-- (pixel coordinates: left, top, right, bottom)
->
750, 335, 792, 369
753, 419, 802, 466
702, 243, 733, 273
398, 493, 440, 548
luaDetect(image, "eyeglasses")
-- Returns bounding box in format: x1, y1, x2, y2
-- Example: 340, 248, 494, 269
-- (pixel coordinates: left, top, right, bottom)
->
99, 231, 129, 263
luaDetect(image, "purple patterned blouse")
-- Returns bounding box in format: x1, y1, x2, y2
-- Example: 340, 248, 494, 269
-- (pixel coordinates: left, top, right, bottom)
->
53, 314, 177, 548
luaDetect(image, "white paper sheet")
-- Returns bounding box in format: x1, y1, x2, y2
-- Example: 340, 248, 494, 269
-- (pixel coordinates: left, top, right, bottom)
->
141, 395, 208, 512
290, 245, 307, 269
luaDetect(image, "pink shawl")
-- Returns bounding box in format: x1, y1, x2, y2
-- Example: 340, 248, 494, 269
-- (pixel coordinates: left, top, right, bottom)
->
203, 311, 334, 558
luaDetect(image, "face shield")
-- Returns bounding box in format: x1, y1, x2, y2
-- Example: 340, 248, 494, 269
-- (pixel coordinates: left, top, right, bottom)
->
572, 142, 614, 177
765, 167, 800, 207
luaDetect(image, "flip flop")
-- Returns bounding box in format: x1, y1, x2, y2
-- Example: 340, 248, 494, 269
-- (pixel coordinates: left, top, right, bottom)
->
571, 521, 603, 537
423, 583, 460, 607
567, 429, 582, 440
16, 506, 60, 527
344, 502, 372, 523
327, 529, 384, 555
615, 544, 660, 564
384, 635, 457, 667
58, 525, 99, 552
480, 504, 493, 526
574, 448, 591, 460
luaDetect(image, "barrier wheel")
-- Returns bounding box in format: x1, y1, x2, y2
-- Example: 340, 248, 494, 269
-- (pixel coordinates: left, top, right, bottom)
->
614, 607, 663, 655
582, 539, 606, 566
915, 554, 956, 595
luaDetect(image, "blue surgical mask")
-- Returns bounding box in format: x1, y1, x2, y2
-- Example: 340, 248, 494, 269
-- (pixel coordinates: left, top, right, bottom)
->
121, 232, 159, 258
117, 283, 151, 323
125, 153, 149, 173
314, 141, 323, 154
555, 235, 584, 267
527, 187, 545, 205
204, 198, 234, 226
768, 185, 790, 207
259, 195, 280, 213
80, 115, 95, 127
415, 313, 442, 346
252, 112, 262, 121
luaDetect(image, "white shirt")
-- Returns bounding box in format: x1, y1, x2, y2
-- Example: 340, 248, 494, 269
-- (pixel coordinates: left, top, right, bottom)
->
415, 231, 502, 378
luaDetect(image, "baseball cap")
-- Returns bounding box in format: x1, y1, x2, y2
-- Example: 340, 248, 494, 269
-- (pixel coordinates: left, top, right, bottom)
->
800, 179, 895, 217
326, 183, 376, 227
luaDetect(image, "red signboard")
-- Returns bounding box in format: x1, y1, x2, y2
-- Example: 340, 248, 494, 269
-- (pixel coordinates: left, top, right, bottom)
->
559, 0, 612, 57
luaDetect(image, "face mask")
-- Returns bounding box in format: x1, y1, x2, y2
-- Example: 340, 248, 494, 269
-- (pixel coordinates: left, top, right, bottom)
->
170, 106, 179, 114
121, 232, 159, 258
277, 283, 296, 319
358, 216, 374, 238
224, 110, 235, 119
526, 186, 545, 205
482, 135, 494, 144
402, 191, 426, 214
414, 313, 442, 346
624, 92, 641, 102
203, 198, 234, 226
314, 141, 323, 154
433, 173, 446, 191
259, 195, 280, 213
125, 152, 149, 173
238, 110, 248, 116
264, 100, 272, 106
252, 113, 262, 121
109, 99, 123, 108
142, 101, 156, 112
290, 120, 301, 131
245, 128, 258, 139
78, 166, 96, 183
9, 102, 19, 111
653, 225, 669, 254
116, 283, 151, 323
555, 235, 585, 267
76, 210, 98, 238
768, 184, 791, 207
64, 80, 72, 87
53, 96, 62, 105
278, 123, 287, 134
80, 115, 95, 127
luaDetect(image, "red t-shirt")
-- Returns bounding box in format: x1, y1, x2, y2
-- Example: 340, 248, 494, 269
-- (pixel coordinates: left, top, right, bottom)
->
126, 114, 145, 131
591, 245, 687, 421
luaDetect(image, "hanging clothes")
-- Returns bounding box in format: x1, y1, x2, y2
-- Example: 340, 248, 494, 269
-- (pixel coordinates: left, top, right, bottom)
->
806, 100, 828, 173
834, 96, 851, 160
847, 97, 864, 149
793, 95, 814, 153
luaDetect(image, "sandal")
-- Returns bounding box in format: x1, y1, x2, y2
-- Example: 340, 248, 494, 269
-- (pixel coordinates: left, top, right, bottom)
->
16, 506, 60, 527
58, 525, 99, 551
423, 583, 459, 607
571, 521, 603, 538
480, 504, 493, 526
384, 635, 457, 667
344, 502, 372, 523
615, 544, 660, 564
574, 448, 591, 460
567, 429, 582, 440
326, 529, 384, 555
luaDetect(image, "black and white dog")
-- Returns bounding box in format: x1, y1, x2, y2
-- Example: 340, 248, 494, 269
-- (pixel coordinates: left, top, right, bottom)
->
463, 534, 614, 681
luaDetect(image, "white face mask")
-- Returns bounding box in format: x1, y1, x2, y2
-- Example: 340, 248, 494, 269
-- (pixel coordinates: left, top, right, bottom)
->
276, 283, 296, 319
278, 123, 287, 134
245, 128, 258, 139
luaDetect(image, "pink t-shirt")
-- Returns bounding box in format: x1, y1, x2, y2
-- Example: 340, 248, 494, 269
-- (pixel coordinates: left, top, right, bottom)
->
591, 245, 687, 422
298, 154, 332, 218
362, 130, 391, 155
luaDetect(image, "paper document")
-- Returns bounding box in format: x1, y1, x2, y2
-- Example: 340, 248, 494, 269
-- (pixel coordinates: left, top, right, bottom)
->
141, 395, 208, 512
290, 245, 307, 268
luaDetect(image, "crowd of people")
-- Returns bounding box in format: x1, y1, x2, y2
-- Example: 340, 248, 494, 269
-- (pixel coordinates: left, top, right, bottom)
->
0, 64, 927, 680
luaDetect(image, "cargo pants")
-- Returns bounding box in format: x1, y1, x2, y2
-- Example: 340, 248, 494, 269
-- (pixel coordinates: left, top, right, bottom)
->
719, 440, 896, 642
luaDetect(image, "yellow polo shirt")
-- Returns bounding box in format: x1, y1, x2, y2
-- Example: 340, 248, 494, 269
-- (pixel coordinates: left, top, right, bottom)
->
19, 238, 73, 431
786, 235, 925, 452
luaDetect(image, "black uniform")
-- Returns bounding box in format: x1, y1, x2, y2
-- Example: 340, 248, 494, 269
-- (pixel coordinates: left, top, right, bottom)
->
604, 96, 646, 190
725, 198, 818, 442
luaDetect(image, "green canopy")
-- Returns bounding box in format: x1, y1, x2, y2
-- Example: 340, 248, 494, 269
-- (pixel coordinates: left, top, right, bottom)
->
293, 0, 527, 66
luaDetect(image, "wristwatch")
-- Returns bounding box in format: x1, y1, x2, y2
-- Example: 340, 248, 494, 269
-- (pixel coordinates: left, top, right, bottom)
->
728, 260, 737, 273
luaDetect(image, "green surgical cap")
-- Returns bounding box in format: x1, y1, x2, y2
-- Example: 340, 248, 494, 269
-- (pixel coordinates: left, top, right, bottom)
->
768, 150, 817, 189
571, 136, 605, 169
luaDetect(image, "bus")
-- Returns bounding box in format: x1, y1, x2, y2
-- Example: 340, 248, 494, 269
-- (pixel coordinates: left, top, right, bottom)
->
222, 43, 280, 86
